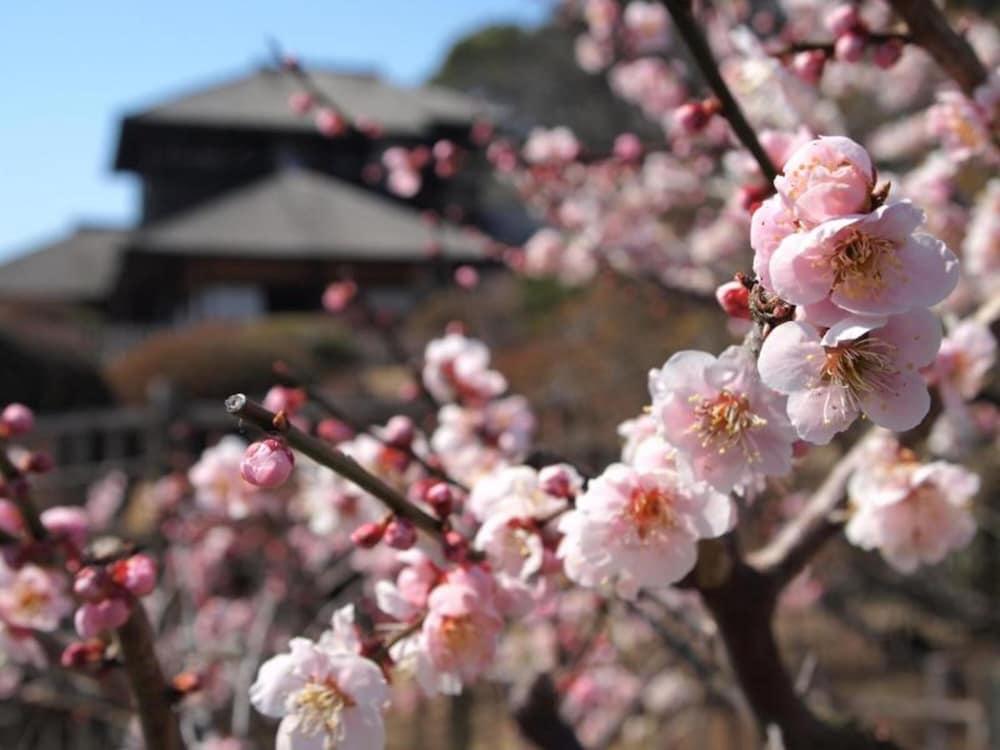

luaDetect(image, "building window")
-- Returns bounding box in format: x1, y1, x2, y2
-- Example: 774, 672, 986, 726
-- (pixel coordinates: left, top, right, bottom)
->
175, 284, 266, 324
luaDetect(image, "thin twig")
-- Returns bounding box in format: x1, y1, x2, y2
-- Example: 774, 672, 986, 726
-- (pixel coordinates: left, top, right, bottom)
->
660, 0, 779, 183
225, 394, 443, 536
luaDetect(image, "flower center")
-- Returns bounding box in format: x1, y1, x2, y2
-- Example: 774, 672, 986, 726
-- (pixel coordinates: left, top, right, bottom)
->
821, 336, 897, 398
294, 678, 354, 739
690, 390, 765, 457
628, 487, 676, 540
441, 614, 479, 654
829, 230, 900, 300
15, 584, 47, 616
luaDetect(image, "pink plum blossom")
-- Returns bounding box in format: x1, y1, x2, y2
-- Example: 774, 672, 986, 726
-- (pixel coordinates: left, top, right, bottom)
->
769, 200, 959, 318
74, 597, 131, 638
466, 465, 567, 523
774, 136, 875, 226
928, 319, 997, 407
422, 333, 507, 405
749, 193, 797, 291
250, 631, 389, 750
0, 562, 72, 632
758, 309, 943, 444
649, 346, 796, 493
846, 446, 979, 572
558, 464, 733, 598
474, 514, 545, 581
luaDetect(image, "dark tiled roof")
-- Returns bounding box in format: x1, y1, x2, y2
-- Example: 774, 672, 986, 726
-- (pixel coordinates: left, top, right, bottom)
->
128, 67, 483, 135
134, 169, 486, 261
0, 227, 126, 302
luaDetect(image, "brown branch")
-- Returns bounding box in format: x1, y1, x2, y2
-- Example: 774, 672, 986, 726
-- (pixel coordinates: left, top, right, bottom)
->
0, 446, 48, 540
768, 32, 912, 59
887, 0, 989, 96
750, 431, 876, 592
660, 0, 779, 183
511, 673, 586, 750
115, 604, 185, 750
225, 394, 443, 536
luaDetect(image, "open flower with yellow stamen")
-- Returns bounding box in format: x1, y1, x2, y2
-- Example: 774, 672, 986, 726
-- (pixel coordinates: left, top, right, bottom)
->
250, 619, 389, 750
758, 309, 942, 444
648, 346, 796, 493
769, 200, 959, 319
558, 464, 732, 599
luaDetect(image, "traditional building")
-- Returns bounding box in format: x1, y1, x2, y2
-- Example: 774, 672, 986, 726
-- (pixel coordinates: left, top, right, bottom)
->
0, 66, 511, 339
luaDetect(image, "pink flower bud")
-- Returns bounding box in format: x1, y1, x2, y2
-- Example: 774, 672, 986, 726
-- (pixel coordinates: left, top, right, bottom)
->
675, 101, 710, 133
61, 639, 105, 669
872, 39, 904, 69
790, 50, 825, 84
715, 280, 751, 320
613, 132, 643, 161
425, 482, 454, 518
825, 4, 861, 36
454, 265, 479, 289
40, 506, 89, 550
73, 566, 109, 602
288, 91, 314, 115
350, 520, 388, 548
322, 280, 358, 313
443, 529, 469, 562
23, 451, 54, 474
1, 404, 34, 436
316, 418, 354, 443
75, 598, 131, 638
539, 464, 578, 499
240, 439, 295, 488
111, 554, 158, 597
383, 415, 415, 448
263, 386, 307, 416
315, 107, 347, 137
433, 139, 457, 161
355, 115, 383, 138
834, 31, 867, 63
0, 500, 24, 537
383, 518, 417, 550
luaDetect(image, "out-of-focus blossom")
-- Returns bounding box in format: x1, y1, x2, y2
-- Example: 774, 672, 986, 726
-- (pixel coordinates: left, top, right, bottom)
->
928, 319, 997, 406
422, 333, 507, 405
0, 562, 72, 632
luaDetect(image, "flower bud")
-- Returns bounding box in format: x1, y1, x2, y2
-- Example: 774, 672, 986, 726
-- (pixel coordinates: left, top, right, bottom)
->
351, 519, 388, 548
613, 132, 643, 161
322, 280, 358, 313
834, 31, 866, 63
383, 415, 415, 449
872, 39, 904, 69
443, 529, 469, 563
22, 451, 54, 474
1, 403, 34, 436
539, 464, 581, 499
790, 50, 825, 84
75, 598, 131, 638
316, 418, 354, 443
73, 566, 109, 602
825, 4, 861, 36
675, 101, 710, 133
240, 439, 295, 488
288, 91, 314, 115
111, 554, 158, 597
61, 639, 106, 669
41, 506, 89, 550
715, 280, 751, 320
263, 386, 306, 417
454, 265, 479, 289
315, 107, 347, 137
383, 517, 417, 550
425, 482, 454, 518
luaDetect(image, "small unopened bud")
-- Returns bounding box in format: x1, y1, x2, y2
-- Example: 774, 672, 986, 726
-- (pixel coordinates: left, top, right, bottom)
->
454, 265, 479, 289
315, 107, 348, 137
715, 280, 751, 320
425, 483, 454, 518
317, 418, 354, 444
790, 50, 825, 84
443, 529, 469, 562
22, 451, 54, 474
288, 91, 314, 115
383, 415, 415, 449
263, 386, 306, 417
111, 554, 158, 597
75, 598, 131, 638
170, 671, 203, 695
872, 39, 904, 69
383, 517, 417, 550
675, 101, 710, 133
322, 280, 358, 313
539, 464, 581, 499
613, 132, 643, 161
351, 519, 389, 548
825, 4, 861, 36
834, 31, 866, 63
240, 439, 295, 488
74, 566, 109, 602
1, 403, 34, 437
41, 506, 89, 549
60, 639, 106, 669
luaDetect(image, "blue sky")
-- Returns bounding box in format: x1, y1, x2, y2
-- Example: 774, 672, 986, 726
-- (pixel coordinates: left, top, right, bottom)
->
0, 1, 549, 261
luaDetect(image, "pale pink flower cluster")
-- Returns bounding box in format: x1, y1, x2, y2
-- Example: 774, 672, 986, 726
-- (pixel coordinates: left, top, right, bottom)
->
846, 434, 979, 572
250, 605, 389, 750
422, 333, 507, 405
754, 136, 959, 442
522, 126, 581, 165
926, 73, 1000, 165
0, 561, 72, 632
963, 179, 1000, 290
649, 346, 796, 493
558, 463, 732, 598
